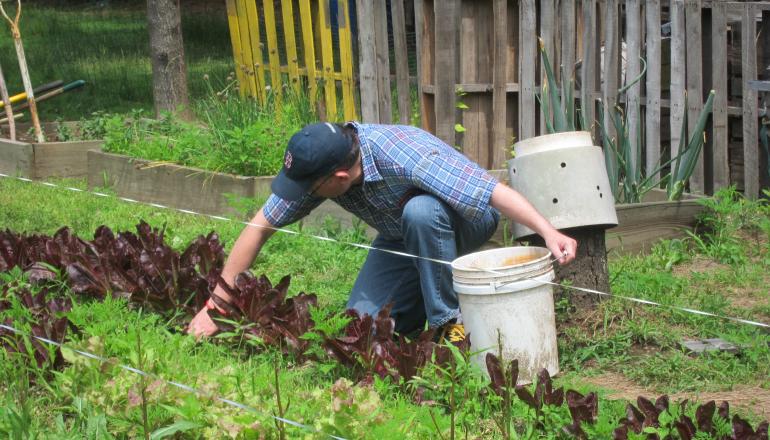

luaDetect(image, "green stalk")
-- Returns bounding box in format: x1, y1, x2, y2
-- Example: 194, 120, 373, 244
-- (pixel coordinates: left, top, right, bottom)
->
668, 90, 716, 200
539, 37, 568, 132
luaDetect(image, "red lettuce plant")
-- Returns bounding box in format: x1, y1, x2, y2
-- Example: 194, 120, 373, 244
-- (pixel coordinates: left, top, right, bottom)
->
0, 222, 225, 316
613, 397, 769, 440
320, 304, 444, 383
210, 273, 318, 357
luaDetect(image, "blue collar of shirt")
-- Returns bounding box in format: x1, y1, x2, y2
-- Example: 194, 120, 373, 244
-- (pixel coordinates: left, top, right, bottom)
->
347, 122, 382, 183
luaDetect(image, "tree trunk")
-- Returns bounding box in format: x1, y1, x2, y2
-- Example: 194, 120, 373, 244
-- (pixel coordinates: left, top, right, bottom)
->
146, 0, 190, 119
528, 227, 610, 309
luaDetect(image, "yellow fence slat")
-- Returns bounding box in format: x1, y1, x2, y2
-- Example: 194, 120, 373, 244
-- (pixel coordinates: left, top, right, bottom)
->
338, 0, 357, 121
281, 0, 301, 92
235, 0, 260, 97
244, 0, 267, 104
227, 0, 357, 119
262, 0, 283, 96
317, 0, 337, 119
298, 0, 318, 105
225, 0, 248, 96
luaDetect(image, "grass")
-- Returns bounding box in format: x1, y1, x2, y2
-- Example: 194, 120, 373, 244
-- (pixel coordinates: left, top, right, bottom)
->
0, 274, 447, 438
98, 87, 317, 176
0, 177, 366, 309
0, 3, 232, 121
1, 175, 769, 434
557, 189, 770, 403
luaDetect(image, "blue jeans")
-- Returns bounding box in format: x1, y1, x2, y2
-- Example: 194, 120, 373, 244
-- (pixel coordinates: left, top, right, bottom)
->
347, 194, 500, 335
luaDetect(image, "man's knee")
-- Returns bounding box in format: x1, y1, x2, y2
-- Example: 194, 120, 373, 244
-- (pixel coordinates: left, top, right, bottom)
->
402, 195, 451, 231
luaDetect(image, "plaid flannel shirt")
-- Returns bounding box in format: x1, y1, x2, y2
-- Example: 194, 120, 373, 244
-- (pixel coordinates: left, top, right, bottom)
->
262, 122, 499, 240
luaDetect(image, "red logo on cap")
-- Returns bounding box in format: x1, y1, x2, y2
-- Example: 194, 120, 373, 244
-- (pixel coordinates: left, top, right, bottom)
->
284, 152, 293, 169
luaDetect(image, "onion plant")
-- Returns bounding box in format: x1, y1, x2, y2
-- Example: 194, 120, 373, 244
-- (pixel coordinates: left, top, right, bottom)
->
537, 37, 716, 203
599, 87, 715, 203
537, 38, 587, 133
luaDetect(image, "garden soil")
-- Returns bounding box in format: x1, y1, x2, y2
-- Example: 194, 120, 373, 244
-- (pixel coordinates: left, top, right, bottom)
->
584, 372, 770, 419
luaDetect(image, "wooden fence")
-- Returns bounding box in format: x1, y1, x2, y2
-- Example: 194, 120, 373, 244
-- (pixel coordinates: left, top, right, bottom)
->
225, 0, 357, 121
359, 0, 769, 198
225, 1, 769, 198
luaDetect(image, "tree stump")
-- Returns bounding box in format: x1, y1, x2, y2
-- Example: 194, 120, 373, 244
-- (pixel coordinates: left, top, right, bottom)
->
527, 226, 609, 309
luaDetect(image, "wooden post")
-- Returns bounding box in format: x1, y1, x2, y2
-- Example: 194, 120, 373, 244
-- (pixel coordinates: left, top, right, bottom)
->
742, 4, 759, 199
0, 0, 43, 142
0, 63, 15, 140
645, 0, 662, 182
391, 0, 411, 125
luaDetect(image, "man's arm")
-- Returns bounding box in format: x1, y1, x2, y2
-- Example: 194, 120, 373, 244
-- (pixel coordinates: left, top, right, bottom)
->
187, 208, 277, 338
490, 182, 577, 264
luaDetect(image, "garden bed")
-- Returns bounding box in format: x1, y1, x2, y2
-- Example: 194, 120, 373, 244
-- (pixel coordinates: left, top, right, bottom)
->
88, 149, 511, 232
0, 121, 102, 179
608, 189, 707, 255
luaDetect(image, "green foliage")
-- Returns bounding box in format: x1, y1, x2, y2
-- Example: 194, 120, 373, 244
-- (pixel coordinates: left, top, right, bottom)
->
599, 80, 716, 203
411, 344, 489, 439
312, 378, 385, 438
0, 4, 232, 120
99, 84, 316, 177
537, 38, 585, 133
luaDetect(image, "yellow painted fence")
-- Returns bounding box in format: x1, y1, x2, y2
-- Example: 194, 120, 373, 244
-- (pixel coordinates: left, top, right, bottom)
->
225, 0, 357, 121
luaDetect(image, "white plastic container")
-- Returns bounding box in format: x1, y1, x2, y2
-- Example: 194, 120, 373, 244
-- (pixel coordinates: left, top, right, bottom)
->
452, 246, 559, 384
508, 131, 618, 239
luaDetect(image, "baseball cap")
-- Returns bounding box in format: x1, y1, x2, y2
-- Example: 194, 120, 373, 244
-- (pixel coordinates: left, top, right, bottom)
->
271, 122, 354, 201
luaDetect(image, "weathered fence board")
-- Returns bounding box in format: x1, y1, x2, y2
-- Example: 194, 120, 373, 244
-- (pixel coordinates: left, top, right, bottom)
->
685, 0, 705, 193
492, 0, 508, 167
626, 0, 642, 175
519, 0, 536, 140
434, 0, 460, 146
373, 0, 392, 123
581, 0, 598, 135
742, 4, 760, 199
645, 0, 662, 182
391, 0, 411, 125
670, 0, 687, 160
711, 1, 730, 191
223, 1, 767, 197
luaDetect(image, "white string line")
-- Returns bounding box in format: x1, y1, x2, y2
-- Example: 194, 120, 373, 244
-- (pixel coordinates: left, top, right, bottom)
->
1, 172, 768, 330
0, 322, 347, 440
535, 280, 770, 329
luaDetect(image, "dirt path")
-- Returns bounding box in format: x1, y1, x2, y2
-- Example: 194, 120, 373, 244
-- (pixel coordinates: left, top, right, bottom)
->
583, 372, 770, 419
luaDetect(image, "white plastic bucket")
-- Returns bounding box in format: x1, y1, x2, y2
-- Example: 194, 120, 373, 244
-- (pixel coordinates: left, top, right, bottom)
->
452, 246, 559, 384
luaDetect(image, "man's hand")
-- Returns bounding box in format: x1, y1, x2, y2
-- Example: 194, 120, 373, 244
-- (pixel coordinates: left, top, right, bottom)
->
187, 307, 219, 339
544, 230, 577, 265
